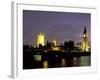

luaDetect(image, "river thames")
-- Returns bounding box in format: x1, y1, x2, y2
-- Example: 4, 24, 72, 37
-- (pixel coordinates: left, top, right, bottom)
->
31, 56, 91, 69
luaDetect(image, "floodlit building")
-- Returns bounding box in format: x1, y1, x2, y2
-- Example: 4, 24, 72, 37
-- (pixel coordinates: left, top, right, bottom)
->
52, 38, 57, 46
37, 32, 45, 47
82, 27, 89, 52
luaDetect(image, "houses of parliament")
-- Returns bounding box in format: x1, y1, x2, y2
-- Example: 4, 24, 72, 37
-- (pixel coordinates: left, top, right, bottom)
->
34, 27, 89, 52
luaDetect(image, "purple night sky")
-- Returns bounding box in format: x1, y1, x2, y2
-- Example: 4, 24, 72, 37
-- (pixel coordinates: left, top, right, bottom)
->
23, 10, 91, 45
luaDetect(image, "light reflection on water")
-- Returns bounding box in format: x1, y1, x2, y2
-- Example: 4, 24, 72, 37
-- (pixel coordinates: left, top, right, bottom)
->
42, 56, 90, 68
43, 61, 48, 68
61, 58, 66, 67
73, 57, 80, 66
80, 56, 90, 66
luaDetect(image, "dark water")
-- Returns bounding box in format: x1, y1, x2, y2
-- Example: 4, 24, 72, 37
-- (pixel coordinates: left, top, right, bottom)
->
33, 56, 91, 68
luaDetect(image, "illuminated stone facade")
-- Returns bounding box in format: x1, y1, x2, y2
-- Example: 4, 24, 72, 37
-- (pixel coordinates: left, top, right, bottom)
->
37, 32, 45, 47
52, 39, 57, 46
82, 27, 89, 52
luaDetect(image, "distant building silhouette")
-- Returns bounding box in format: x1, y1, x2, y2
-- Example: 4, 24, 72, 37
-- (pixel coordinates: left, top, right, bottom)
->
64, 40, 74, 50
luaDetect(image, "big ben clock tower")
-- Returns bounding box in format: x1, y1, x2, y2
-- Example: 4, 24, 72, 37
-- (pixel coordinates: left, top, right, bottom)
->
82, 27, 89, 52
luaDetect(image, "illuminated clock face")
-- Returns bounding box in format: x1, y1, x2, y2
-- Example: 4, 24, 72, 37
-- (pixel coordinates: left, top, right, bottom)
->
83, 34, 88, 37
83, 34, 86, 37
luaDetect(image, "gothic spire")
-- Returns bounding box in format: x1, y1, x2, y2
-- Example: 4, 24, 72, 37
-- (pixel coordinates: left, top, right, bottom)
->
83, 26, 87, 34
